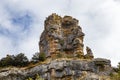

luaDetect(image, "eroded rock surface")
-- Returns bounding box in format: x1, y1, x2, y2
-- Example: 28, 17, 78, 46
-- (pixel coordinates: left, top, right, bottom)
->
39, 13, 85, 58
0, 14, 113, 80
0, 58, 112, 80
85, 46, 94, 59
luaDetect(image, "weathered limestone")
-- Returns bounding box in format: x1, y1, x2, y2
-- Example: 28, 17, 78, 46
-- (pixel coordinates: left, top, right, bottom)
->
39, 13, 85, 58
0, 58, 112, 80
0, 14, 113, 80
85, 46, 94, 59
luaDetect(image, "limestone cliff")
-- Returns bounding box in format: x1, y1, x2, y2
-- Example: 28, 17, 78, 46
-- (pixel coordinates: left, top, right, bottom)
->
0, 58, 112, 80
39, 13, 89, 59
0, 14, 113, 80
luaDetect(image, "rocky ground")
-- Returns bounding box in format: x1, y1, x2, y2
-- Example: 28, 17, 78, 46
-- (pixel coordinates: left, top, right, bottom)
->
0, 58, 112, 80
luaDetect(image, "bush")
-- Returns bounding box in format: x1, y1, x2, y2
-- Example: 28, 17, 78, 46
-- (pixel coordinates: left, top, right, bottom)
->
26, 74, 44, 80
31, 52, 40, 63
110, 62, 120, 80
14, 53, 29, 67
31, 52, 46, 63
39, 53, 46, 61
0, 53, 29, 67
117, 62, 120, 72
0, 55, 15, 67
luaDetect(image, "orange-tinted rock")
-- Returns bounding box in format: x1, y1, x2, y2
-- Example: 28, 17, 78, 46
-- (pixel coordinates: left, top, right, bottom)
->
39, 13, 85, 58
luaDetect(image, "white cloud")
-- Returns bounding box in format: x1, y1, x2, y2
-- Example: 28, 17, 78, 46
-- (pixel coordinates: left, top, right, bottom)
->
0, 35, 16, 57
0, 0, 120, 66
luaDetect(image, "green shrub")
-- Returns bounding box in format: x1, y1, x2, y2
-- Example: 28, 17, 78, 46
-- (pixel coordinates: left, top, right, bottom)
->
14, 53, 29, 67
110, 62, 120, 80
110, 73, 120, 80
35, 74, 44, 80
0, 55, 15, 67
39, 53, 46, 61
26, 77, 33, 80
0, 53, 29, 67
32, 52, 40, 63
32, 52, 46, 63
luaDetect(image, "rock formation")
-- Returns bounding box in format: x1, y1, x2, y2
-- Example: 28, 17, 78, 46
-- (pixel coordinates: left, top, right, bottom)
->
0, 58, 112, 80
0, 14, 113, 80
39, 13, 85, 59
85, 46, 94, 59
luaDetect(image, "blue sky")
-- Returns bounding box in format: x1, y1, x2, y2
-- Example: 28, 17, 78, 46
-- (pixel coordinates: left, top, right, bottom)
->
0, 0, 120, 66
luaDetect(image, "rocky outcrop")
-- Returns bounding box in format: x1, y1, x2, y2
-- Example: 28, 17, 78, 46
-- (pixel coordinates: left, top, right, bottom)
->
0, 58, 112, 80
85, 46, 94, 59
0, 14, 113, 80
39, 13, 85, 59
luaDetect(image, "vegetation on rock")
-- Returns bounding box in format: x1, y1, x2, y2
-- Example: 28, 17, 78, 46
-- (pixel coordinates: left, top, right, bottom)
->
26, 74, 44, 80
110, 62, 120, 80
0, 53, 29, 67
0, 51, 48, 68
32, 52, 46, 63
0, 13, 116, 80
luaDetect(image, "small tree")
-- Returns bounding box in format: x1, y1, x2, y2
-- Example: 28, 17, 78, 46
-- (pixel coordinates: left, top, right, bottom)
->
14, 53, 29, 67
0, 55, 15, 67
32, 52, 46, 63
117, 62, 120, 77
39, 53, 46, 61
110, 62, 120, 80
31, 52, 40, 63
